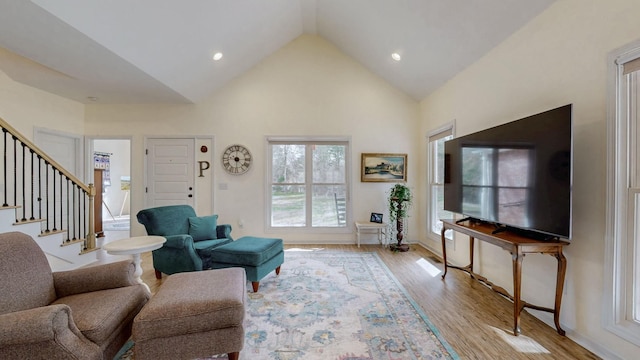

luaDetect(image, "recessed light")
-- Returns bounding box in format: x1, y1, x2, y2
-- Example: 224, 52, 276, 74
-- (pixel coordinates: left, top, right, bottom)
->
391, 53, 401, 61
213, 52, 223, 61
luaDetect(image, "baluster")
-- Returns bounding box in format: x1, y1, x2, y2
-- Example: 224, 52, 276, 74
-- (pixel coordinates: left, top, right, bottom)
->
82, 187, 87, 249
29, 149, 35, 220
67, 176, 79, 240
12, 136, 17, 222
44, 163, 50, 233
20, 143, 26, 221
52, 166, 57, 232
78, 184, 83, 242
2, 128, 7, 207
66, 177, 70, 241
37, 155, 42, 221
59, 170, 64, 238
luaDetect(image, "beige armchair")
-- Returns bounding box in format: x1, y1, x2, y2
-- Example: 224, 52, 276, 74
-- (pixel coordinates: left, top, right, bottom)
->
0, 232, 150, 359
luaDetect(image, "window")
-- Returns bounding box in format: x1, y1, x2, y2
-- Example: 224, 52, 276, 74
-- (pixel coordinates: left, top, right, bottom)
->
605, 43, 640, 345
427, 124, 454, 240
460, 146, 533, 226
267, 138, 349, 230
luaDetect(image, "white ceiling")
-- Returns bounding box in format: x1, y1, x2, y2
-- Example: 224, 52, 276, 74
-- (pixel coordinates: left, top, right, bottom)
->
0, 0, 556, 104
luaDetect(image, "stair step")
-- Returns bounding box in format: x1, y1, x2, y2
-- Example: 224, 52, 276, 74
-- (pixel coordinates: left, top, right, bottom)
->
39, 229, 67, 237
60, 238, 84, 247
15, 217, 45, 225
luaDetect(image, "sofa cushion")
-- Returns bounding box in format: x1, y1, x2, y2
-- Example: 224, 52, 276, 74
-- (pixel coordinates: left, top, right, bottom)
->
209, 237, 283, 266
193, 238, 233, 251
188, 215, 218, 241
53, 286, 149, 345
0, 232, 56, 314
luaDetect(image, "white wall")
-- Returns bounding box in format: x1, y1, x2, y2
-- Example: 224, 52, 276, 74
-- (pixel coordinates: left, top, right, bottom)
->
84, 35, 420, 242
418, 0, 640, 358
0, 70, 84, 143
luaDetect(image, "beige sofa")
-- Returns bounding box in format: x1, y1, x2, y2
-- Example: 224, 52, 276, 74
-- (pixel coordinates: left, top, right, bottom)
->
0, 231, 149, 359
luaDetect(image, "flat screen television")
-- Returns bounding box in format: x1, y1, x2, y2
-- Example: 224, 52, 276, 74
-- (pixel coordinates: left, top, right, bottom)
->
443, 104, 573, 240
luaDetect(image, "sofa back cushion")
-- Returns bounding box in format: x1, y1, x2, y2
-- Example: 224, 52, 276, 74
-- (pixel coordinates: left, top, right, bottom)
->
188, 215, 218, 241
0, 232, 56, 315
137, 205, 197, 236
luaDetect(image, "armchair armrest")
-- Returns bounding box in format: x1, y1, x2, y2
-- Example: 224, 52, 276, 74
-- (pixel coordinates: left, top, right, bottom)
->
53, 260, 137, 298
152, 234, 203, 274
0, 304, 100, 357
216, 224, 233, 240
162, 234, 195, 249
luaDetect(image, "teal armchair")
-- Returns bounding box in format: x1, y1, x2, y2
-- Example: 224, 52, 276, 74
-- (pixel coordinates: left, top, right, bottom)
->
136, 205, 233, 278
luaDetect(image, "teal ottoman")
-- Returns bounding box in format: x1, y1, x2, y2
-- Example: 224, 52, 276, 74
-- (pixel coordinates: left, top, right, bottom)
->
209, 236, 284, 292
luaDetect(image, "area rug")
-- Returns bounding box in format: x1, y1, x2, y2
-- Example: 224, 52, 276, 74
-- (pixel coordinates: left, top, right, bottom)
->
115, 251, 459, 360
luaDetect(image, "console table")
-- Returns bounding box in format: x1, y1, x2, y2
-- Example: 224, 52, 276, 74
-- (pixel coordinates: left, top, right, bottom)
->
440, 219, 569, 336
355, 221, 388, 248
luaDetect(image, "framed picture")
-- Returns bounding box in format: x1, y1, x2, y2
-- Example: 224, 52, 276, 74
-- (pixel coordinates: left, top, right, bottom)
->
361, 153, 407, 182
370, 212, 383, 223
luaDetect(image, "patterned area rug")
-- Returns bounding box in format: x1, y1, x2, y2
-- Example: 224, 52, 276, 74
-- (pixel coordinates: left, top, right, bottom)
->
115, 251, 458, 360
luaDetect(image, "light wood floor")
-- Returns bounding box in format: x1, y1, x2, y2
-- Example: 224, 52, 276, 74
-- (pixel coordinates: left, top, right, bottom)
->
137, 243, 599, 360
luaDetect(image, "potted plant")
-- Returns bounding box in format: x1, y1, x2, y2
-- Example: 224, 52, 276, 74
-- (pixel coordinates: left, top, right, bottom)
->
387, 183, 413, 252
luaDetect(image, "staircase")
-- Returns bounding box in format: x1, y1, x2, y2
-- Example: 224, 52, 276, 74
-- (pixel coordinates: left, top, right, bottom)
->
0, 117, 99, 271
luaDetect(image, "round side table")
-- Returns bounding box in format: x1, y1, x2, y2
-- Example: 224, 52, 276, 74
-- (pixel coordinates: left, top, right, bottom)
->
103, 235, 166, 292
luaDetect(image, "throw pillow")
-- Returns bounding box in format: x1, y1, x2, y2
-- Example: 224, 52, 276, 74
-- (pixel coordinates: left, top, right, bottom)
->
188, 215, 218, 241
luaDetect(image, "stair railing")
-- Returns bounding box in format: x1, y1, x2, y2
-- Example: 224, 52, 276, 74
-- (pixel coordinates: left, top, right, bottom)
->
0, 116, 97, 252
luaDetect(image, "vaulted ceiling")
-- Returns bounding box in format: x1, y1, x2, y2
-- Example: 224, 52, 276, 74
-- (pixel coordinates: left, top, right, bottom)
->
0, 0, 556, 104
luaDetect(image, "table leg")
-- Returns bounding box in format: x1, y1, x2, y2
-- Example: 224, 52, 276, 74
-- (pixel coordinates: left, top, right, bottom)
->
468, 236, 475, 277
441, 226, 448, 279
554, 251, 567, 336
512, 251, 524, 336
356, 226, 361, 248
131, 252, 150, 293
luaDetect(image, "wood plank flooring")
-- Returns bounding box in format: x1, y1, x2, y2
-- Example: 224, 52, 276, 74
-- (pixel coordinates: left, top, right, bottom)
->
138, 243, 599, 360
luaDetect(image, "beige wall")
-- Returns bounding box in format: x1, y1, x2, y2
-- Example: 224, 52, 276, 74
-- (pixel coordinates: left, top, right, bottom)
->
84, 35, 420, 243
419, 0, 640, 358
0, 70, 85, 144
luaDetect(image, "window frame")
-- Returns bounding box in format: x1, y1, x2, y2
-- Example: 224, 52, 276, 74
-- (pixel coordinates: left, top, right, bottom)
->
604, 40, 640, 346
265, 136, 351, 233
426, 122, 455, 242
459, 146, 534, 226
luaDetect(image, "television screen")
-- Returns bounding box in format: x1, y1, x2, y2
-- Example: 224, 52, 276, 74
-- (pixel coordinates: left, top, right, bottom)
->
443, 104, 573, 239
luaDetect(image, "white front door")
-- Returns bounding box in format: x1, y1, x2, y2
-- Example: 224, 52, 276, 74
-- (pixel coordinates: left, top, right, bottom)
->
145, 138, 195, 208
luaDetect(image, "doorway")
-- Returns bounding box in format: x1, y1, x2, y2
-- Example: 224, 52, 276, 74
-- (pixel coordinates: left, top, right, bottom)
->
91, 138, 132, 237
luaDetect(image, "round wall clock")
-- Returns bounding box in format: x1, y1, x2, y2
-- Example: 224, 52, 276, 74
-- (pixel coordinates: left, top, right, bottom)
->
222, 144, 252, 175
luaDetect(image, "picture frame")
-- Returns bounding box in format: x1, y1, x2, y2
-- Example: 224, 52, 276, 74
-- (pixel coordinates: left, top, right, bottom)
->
370, 212, 383, 223
361, 153, 407, 182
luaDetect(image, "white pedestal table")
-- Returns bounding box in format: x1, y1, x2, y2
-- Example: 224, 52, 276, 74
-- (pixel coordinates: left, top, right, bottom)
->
103, 235, 166, 292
